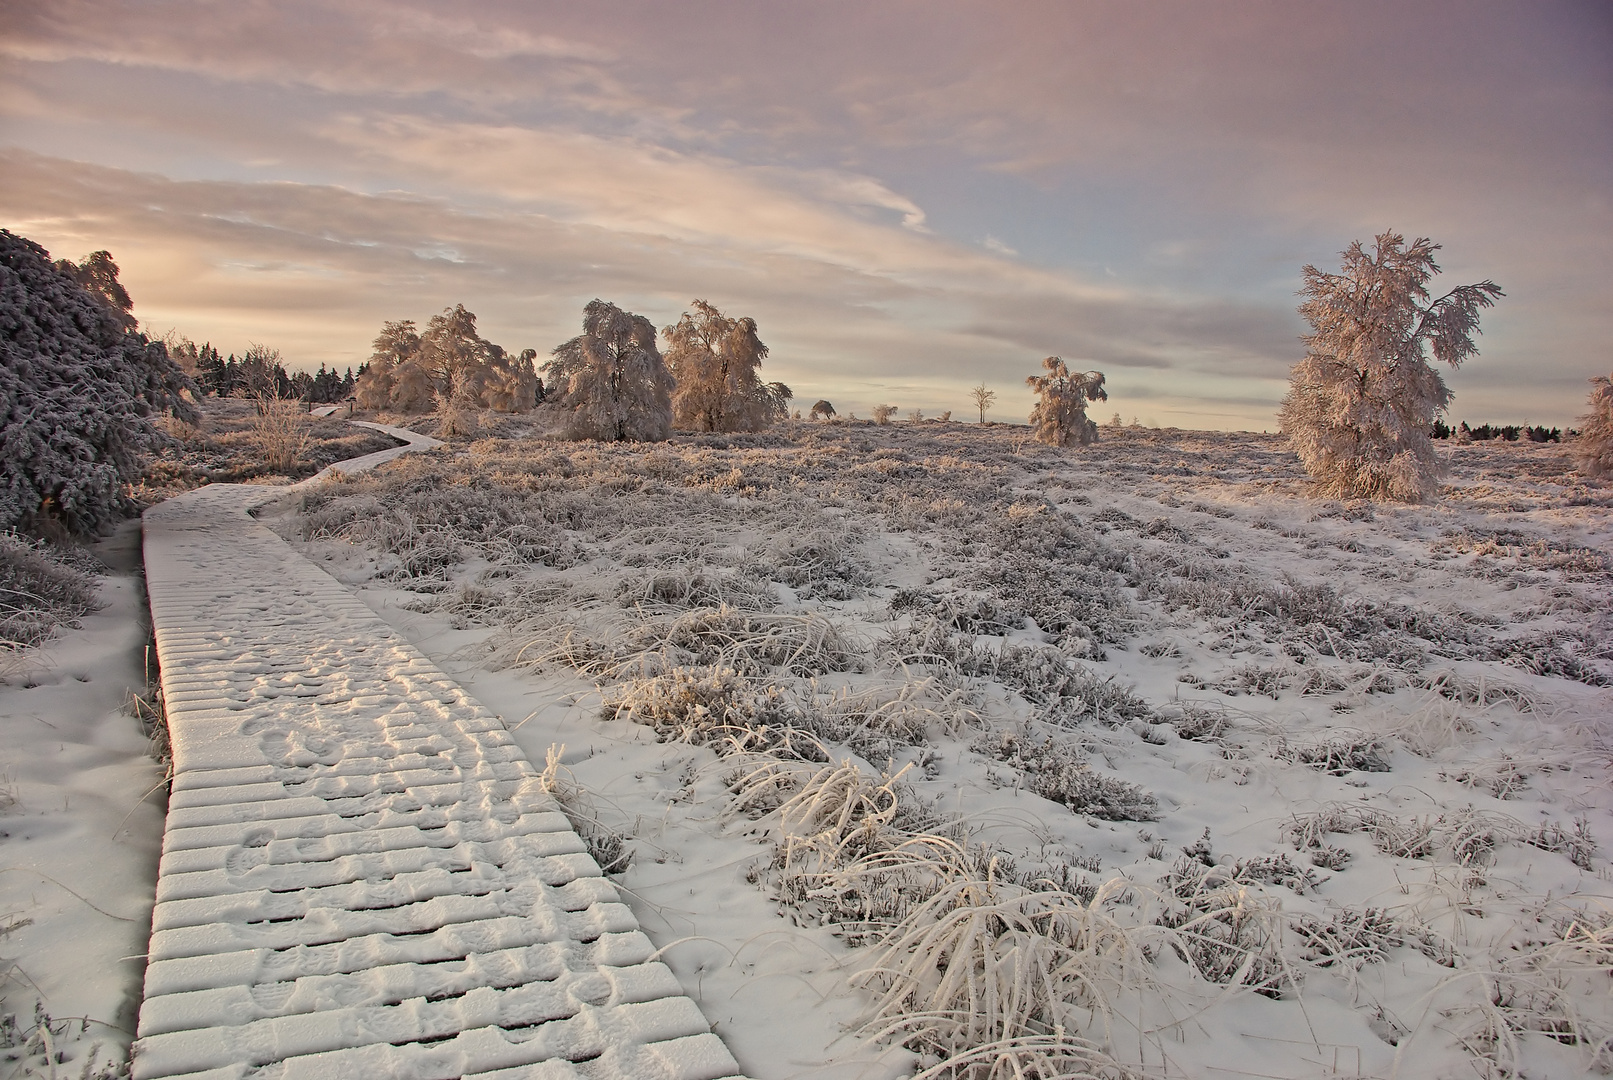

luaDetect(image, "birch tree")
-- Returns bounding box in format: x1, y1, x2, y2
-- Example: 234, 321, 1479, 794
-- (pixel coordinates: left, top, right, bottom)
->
1278, 232, 1502, 501
663, 300, 790, 432
1574, 372, 1613, 478
970, 382, 996, 423
1026, 358, 1106, 446
545, 299, 674, 441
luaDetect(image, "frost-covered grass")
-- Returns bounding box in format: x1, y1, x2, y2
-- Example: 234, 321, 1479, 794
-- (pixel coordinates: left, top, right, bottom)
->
0, 534, 100, 653
135, 397, 404, 499
289, 421, 1613, 1079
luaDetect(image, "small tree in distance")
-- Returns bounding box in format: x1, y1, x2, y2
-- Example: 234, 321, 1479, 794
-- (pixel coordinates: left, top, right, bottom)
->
1279, 231, 1501, 501
1573, 372, 1613, 477
872, 404, 898, 425
970, 382, 996, 423
545, 299, 674, 441
1026, 358, 1106, 447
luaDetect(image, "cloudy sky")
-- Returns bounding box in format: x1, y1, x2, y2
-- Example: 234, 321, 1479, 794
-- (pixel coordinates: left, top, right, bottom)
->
3, 1, 1609, 429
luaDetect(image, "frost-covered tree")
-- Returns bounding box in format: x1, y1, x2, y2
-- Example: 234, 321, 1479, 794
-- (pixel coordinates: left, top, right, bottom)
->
809, 399, 836, 420
1278, 232, 1502, 502
1, 230, 195, 536
355, 308, 535, 414
54, 250, 135, 332
545, 299, 674, 441
970, 382, 996, 423
872, 404, 898, 425
418, 304, 498, 404
485, 348, 541, 413
355, 319, 418, 410
1573, 372, 1613, 478
663, 300, 790, 432
1026, 357, 1106, 447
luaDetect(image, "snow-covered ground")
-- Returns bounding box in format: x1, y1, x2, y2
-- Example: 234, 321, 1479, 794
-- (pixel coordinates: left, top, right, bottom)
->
274, 420, 1613, 1080
6, 419, 1608, 1080
0, 521, 166, 1079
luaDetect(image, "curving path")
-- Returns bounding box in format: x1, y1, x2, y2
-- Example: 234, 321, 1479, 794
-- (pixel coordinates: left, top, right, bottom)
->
134, 424, 745, 1080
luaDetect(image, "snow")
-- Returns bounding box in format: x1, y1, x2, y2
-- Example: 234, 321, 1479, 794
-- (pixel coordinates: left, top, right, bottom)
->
0, 519, 166, 1076
281, 422, 1612, 1079
129, 423, 743, 1079
6, 418, 1610, 1080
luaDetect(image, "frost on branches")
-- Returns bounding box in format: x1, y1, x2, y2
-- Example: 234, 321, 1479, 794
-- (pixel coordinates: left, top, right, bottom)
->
0, 230, 195, 536
354, 306, 539, 415
663, 300, 790, 432
1279, 232, 1502, 502
1574, 372, 1613, 478
544, 299, 674, 442
1026, 358, 1106, 447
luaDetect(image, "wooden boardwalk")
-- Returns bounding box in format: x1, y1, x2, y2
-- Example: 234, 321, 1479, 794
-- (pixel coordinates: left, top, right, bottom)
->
134, 429, 745, 1080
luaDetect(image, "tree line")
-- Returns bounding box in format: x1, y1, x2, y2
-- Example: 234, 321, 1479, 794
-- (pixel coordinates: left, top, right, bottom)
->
6, 221, 1613, 543
170, 341, 357, 403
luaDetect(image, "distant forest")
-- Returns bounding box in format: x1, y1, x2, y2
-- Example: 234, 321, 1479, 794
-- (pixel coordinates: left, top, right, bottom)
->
169, 339, 357, 403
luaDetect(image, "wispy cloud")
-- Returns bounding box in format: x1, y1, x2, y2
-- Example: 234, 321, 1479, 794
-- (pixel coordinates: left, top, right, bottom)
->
2, 0, 1607, 427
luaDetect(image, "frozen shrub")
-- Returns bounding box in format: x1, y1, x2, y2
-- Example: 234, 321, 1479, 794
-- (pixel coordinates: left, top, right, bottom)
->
1278, 232, 1501, 501
883, 621, 1151, 726
1156, 858, 1289, 995
602, 666, 823, 760
889, 588, 1023, 636
1026, 357, 1106, 448
1273, 730, 1392, 774
749, 522, 872, 600
0, 533, 100, 649
252, 395, 313, 473
872, 404, 897, 425
814, 677, 982, 759
545, 299, 673, 441
1572, 372, 1613, 477
616, 567, 777, 612
1291, 907, 1404, 970
857, 874, 1150, 1079
632, 607, 863, 678
1, 230, 195, 535
742, 759, 965, 935
979, 726, 1158, 820
539, 745, 630, 873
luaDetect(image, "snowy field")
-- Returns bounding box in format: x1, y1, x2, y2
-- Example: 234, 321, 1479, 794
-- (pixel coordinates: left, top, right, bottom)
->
263, 419, 1613, 1080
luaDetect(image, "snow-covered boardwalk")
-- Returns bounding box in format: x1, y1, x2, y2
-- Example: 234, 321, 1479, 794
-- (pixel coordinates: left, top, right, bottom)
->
134, 428, 744, 1080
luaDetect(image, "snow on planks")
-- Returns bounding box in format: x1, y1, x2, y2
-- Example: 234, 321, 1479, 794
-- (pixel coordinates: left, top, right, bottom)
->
134, 437, 744, 1080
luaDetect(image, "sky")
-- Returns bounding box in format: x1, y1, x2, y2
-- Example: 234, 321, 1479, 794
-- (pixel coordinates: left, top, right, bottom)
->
2, 0, 1609, 430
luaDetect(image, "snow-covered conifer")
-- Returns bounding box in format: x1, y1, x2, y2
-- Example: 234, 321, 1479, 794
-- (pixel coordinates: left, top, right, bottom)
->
1, 230, 194, 535
1026, 357, 1106, 447
1573, 372, 1613, 477
663, 300, 790, 432
545, 299, 674, 441
1278, 232, 1502, 501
